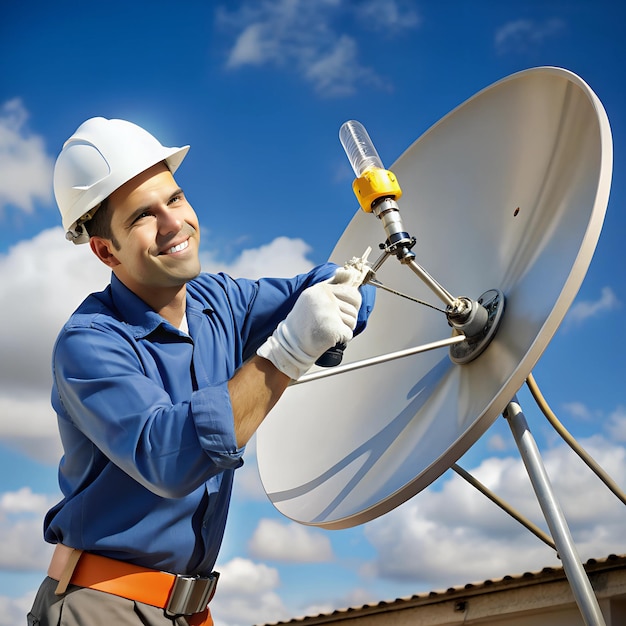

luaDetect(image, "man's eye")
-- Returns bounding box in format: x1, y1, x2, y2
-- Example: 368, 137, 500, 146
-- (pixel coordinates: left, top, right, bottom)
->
133, 212, 152, 223
169, 195, 182, 205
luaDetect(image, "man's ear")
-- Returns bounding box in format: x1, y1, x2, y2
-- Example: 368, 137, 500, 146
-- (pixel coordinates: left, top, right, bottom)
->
89, 237, 121, 268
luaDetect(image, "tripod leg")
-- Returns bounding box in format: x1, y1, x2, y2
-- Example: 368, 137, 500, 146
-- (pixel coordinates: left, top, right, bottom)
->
504, 398, 606, 626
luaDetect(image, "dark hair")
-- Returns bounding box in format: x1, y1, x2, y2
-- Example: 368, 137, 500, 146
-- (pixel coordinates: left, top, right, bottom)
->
84, 198, 120, 249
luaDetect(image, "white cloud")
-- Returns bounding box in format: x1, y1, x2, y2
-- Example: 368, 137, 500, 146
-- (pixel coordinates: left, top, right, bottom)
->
486, 433, 509, 452
541, 435, 625, 526
495, 18, 565, 56
210, 557, 290, 626
0, 99, 54, 214
297, 585, 382, 620
0, 228, 109, 462
219, 0, 343, 71
0, 228, 110, 389
0, 487, 50, 516
0, 590, 37, 626
0, 517, 53, 572
217, 0, 420, 96
0, 488, 56, 571
216, 556, 280, 593
316, 586, 372, 614
356, 0, 421, 31
606, 407, 626, 443
248, 518, 334, 562
0, 395, 62, 465
563, 286, 620, 329
363, 437, 626, 588
304, 36, 376, 98
226, 22, 274, 67
562, 401, 595, 421
200, 236, 314, 278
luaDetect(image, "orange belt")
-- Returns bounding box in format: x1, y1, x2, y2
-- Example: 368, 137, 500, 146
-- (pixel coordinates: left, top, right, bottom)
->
48, 544, 217, 626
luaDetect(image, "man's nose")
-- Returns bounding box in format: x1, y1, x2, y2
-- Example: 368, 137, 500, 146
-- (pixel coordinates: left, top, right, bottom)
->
157, 207, 183, 236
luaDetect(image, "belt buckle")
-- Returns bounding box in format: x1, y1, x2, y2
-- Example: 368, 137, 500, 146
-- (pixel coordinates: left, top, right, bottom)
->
166, 571, 220, 616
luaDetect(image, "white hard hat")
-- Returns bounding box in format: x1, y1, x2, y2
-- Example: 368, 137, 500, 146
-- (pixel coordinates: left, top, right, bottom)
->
54, 117, 190, 244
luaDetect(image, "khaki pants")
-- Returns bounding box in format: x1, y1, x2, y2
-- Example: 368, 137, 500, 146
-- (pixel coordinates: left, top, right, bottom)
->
28, 578, 195, 626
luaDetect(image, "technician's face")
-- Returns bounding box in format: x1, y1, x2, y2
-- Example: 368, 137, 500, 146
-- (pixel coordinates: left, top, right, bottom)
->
92, 162, 201, 301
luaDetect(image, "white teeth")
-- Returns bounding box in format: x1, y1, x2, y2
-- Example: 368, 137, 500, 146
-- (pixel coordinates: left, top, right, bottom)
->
167, 240, 189, 254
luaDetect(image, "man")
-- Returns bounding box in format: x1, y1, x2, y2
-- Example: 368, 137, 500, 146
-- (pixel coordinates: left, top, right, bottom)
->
28, 118, 374, 626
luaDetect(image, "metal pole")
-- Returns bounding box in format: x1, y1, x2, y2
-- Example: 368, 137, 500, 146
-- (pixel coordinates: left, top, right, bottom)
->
503, 398, 606, 626
405, 259, 457, 308
294, 335, 465, 385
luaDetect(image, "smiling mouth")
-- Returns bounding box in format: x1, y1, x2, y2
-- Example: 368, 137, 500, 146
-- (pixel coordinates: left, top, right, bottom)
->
161, 239, 189, 255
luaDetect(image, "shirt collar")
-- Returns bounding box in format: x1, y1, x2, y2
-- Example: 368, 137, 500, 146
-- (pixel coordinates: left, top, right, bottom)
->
109, 273, 199, 340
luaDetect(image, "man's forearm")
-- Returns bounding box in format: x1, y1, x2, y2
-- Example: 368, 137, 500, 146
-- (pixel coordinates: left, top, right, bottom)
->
228, 355, 291, 448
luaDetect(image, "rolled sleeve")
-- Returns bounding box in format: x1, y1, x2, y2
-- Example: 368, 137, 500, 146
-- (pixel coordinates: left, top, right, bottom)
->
191, 382, 244, 469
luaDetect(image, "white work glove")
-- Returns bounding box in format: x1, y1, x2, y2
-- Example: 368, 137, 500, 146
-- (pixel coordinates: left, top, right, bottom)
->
257, 266, 364, 380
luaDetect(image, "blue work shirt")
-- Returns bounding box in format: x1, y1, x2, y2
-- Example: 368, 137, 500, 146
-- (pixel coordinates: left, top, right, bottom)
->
44, 265, 374, 576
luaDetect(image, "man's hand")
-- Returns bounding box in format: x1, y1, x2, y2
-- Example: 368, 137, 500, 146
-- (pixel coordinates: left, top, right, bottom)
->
257, 267, 363, 380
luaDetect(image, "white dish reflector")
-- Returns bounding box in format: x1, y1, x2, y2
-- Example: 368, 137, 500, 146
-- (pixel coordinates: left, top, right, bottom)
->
256, 67, 613, 529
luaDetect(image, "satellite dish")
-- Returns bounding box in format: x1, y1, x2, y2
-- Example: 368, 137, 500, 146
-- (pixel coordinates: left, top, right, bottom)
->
256, 67, 613, 530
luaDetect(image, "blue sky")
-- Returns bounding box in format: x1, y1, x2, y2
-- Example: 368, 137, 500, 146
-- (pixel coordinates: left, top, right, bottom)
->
1, 1, 625, 625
